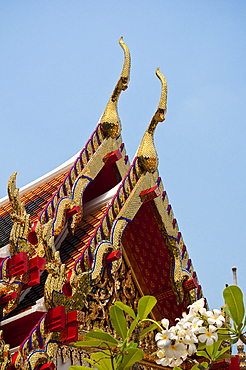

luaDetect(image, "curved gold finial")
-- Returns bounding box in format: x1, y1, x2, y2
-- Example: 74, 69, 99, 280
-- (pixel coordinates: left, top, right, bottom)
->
137, 68, 167, 172
119, 36, 130, 80
8, 172, 20, 214
101, 37, 130, 138
155, 67, 167, 114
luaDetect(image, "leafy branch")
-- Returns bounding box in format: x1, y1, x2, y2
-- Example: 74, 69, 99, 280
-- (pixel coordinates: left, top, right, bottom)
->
70, 296, 158, 370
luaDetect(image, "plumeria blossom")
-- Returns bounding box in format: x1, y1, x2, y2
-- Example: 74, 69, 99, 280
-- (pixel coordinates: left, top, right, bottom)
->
188, 298, 205, 313
199, 325, 218, 346
191, 317, 204, 334
182, 329, 198, 356
164, 339, 187, 360
161, 318, 169, 330
155, 329, 172, 348
154, 298, 224, 367
206, 309, 225, 328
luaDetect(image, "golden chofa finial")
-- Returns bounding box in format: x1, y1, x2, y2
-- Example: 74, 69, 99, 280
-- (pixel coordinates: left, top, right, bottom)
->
137, 68, 167, 172
100, 37, 130, 138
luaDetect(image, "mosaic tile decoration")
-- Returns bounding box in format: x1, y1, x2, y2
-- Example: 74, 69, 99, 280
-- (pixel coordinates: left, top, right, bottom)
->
6, 204, 108, 317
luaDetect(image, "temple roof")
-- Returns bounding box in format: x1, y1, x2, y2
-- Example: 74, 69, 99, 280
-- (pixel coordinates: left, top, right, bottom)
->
0, 39, 206, 370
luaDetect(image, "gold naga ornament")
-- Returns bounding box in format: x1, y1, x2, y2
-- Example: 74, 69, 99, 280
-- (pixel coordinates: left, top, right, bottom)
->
137, 67, 167, 173
100, 36, 130, 139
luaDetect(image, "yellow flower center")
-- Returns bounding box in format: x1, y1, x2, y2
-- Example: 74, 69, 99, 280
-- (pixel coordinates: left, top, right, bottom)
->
206, 332, 212, 337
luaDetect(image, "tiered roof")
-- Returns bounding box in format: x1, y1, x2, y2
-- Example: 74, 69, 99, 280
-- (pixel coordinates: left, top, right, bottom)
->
0, 38, 206, 370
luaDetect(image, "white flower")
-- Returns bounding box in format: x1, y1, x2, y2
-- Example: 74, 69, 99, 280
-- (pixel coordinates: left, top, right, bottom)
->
156, 350, 171, 366
191, 317, 203, 334
176, 313, 193, 329
187, 341, 197, 356
199, 325, 218, 346
161, 318, 169, 330
169, 357, 184, 367
188, 298, 205, 313
199, 307, 207, 316
183, 331, 198, 355
156, 356, 171, 366
164, 339, 187, 359
155, 330, 171, 348
206, 309, 225, 328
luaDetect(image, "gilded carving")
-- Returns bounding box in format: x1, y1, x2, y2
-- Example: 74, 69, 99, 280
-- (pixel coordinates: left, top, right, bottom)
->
101, 37, 130, 139
137, 69, 167, 173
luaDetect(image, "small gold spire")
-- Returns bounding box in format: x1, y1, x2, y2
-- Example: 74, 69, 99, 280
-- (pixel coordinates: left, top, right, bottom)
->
101, 37, 130, 138
137, 68, 167, 172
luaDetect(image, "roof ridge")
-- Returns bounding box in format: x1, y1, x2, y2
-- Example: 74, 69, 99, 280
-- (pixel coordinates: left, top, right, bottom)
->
0, 152, 80, 208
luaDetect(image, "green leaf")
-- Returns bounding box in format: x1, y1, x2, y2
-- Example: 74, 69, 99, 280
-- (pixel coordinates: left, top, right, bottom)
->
191, 362, 208, 370
114, 301, 136, 320
110, 305, 128, 340
197, 343, 207, 350
217, 333, 231, 341
74, 340, 109, 347
223, 306, 231, 316
190, 362, 208, 370
83, 358, 105, 370
127, 319, 138, 339
211, 340, 222, 358
137, 296, 157, 320
126, 342, 138, 349
93, 328, 106, 332
70, 367, 91, 370
217, 328, 230, 333
218, 346, 231, 355
140, 322, 159, 339
173, 367, 183, 370
200, 362, 208, 369
216, 354, 234, 361
196, 351, 211, 360
120, 338, 127, 353
118, 348, 144, 370
213, 345, 231, 362
206, 343, 213, 359
231, 337, 239, 344
91, 350, 117, 370
85, 331, 119, 345
223, 285, 245, 326
190, 365, 198, 370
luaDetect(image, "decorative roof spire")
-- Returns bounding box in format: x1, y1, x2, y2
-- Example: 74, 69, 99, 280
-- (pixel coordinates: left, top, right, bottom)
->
137, 67, 167, 172
232, 266, 238, 285
101, 37, 130, 138
238, 339, 246, 370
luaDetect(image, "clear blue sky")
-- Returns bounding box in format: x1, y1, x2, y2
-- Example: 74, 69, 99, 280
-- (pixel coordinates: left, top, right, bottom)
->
0, 1, 246, 315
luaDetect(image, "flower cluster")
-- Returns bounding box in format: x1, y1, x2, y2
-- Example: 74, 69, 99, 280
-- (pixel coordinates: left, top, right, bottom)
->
155, 298, 225, 367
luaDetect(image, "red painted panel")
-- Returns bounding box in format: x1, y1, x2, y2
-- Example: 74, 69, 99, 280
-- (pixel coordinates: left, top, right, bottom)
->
122, 201, 187, 324
2, 311, 45, 348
